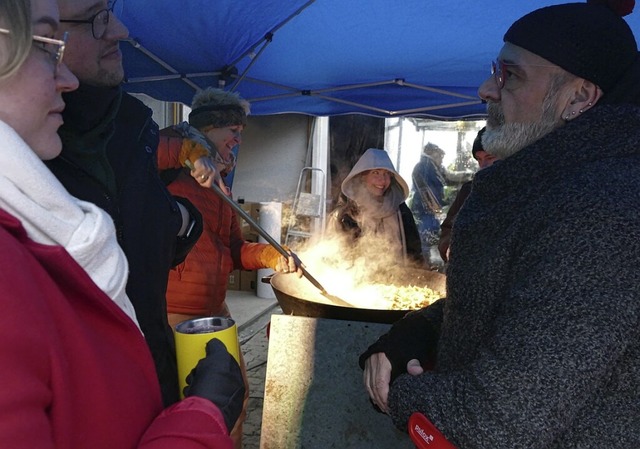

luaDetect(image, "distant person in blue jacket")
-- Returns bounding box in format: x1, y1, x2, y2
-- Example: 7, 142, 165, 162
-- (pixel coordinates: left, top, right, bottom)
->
408, 143, 448, 265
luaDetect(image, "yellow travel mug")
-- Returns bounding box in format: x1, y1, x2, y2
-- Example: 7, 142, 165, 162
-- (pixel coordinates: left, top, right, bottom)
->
174, 317, 240, 397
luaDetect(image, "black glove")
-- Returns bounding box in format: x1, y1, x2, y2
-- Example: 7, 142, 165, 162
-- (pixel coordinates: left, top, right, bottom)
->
358, 299, 444, 382
183, 338, 245, 432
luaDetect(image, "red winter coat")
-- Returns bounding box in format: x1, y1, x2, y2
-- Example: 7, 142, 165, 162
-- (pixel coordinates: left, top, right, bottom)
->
0, 209, 231, 448
157, 131, 266, 316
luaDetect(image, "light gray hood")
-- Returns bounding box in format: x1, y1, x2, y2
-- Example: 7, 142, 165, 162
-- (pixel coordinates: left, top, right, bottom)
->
341, 148, 410, 204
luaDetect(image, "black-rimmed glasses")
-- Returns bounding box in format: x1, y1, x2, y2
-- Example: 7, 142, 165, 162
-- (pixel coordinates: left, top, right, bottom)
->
60, 1, 117, 40
0, 28, 68, 78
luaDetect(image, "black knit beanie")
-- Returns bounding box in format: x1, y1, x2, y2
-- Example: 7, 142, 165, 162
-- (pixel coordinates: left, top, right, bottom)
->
504, 1, 640, 104
472, 127, 486, 158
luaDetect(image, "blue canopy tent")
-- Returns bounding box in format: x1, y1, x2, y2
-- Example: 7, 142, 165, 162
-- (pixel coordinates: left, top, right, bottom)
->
119, 0, 640, 118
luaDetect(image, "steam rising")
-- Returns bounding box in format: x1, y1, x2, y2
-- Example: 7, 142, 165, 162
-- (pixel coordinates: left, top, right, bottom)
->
289, 229, 439, 309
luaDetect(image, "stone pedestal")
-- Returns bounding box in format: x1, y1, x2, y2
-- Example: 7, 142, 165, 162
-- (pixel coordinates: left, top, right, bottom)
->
261, 315, 415, 448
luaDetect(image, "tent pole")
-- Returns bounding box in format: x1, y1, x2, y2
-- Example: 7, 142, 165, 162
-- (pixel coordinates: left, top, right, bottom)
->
230, 34, 273, 91
228, 0, 318, 91
122, 38, 202, 91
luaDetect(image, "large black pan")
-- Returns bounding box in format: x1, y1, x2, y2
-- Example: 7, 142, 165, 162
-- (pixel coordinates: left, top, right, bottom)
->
267, 268, 446, 324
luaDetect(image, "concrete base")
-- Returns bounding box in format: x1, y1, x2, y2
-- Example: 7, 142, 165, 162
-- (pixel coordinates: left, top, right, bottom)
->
261, 315, 415, 448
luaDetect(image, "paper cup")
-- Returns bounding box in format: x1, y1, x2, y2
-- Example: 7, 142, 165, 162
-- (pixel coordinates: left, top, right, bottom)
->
174, 316, 240, 397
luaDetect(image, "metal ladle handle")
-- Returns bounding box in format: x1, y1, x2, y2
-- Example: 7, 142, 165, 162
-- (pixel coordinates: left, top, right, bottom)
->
209, 182, 330, 294
184, 160, 330, 295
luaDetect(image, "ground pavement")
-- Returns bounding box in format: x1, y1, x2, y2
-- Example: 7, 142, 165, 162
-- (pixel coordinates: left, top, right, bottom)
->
227, 290, 282, 448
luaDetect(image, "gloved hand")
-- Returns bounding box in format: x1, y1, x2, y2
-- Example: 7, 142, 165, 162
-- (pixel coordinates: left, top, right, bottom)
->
179, 138, 211, 168
258, 244, 299, 273
183, 338, 245, 432
358, 300, 444, 382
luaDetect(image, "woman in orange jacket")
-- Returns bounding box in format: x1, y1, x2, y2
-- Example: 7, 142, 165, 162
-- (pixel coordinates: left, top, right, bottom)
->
157, 87, 300, 449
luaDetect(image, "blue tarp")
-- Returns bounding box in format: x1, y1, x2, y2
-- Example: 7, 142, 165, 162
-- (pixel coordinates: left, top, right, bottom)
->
119, 0, 640, 118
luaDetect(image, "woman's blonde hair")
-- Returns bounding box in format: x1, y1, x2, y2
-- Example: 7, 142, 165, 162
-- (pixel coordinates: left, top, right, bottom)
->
0, 0, 32, 81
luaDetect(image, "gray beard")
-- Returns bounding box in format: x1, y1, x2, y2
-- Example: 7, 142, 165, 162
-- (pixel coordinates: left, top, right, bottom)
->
482, 95, 564, 160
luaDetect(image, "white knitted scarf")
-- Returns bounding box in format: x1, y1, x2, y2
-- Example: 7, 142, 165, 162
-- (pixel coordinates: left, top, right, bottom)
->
0, 120, 140, 331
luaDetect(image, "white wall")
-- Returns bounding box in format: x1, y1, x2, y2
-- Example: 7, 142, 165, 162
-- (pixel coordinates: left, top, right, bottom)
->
233, 114, 311, 205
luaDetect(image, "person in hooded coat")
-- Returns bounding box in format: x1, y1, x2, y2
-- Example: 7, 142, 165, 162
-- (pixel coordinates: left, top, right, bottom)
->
327, 148, 424, 267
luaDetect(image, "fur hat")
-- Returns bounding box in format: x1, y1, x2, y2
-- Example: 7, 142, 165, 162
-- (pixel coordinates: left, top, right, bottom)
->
188, 87, 248, 130
504, 0, 640, 103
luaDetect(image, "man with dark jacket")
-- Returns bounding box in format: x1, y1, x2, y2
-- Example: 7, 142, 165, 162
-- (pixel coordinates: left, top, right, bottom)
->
361, 2, 640, 448
48, 0, 204, 406
437, 127, 497, 263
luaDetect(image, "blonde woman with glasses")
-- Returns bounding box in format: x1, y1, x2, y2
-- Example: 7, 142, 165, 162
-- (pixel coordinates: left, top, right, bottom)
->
0, 1, 243, 447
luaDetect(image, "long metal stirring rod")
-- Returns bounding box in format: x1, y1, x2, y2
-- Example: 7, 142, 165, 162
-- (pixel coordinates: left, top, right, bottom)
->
214, 183, 321, 282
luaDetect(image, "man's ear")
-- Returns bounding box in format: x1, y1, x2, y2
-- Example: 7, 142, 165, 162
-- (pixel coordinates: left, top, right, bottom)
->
562, 79, 603, 121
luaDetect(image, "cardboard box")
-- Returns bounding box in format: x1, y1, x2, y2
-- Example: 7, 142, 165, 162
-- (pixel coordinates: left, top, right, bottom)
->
240, 270, 257, 293
227, 269, 241, 291
236, 201, 260, 238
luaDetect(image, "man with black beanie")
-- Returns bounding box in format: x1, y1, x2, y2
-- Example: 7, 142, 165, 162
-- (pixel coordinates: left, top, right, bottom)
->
360, 1, 640, 447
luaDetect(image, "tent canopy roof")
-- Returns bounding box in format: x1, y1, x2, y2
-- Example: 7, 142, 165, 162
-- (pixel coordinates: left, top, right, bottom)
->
120, 0, 640, 118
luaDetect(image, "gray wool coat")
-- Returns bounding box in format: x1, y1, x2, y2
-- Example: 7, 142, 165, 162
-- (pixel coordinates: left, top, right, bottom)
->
384, 104, 640, 448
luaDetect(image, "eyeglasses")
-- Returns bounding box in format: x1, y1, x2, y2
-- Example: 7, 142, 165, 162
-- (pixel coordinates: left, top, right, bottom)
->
491, 59, 560, 89
60, 1, 117, 40
490, 60, 508, 89
0, 28, 68, 78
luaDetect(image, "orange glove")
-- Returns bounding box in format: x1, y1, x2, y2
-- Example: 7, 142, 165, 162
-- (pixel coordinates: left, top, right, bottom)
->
240, 242, 304, 277
179, 139, 211, 168
241, 242, 298, 272
257, 244, 291, 272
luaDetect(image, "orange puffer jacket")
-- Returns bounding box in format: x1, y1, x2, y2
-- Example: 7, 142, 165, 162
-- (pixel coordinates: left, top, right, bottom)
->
157, 131, 266, 316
